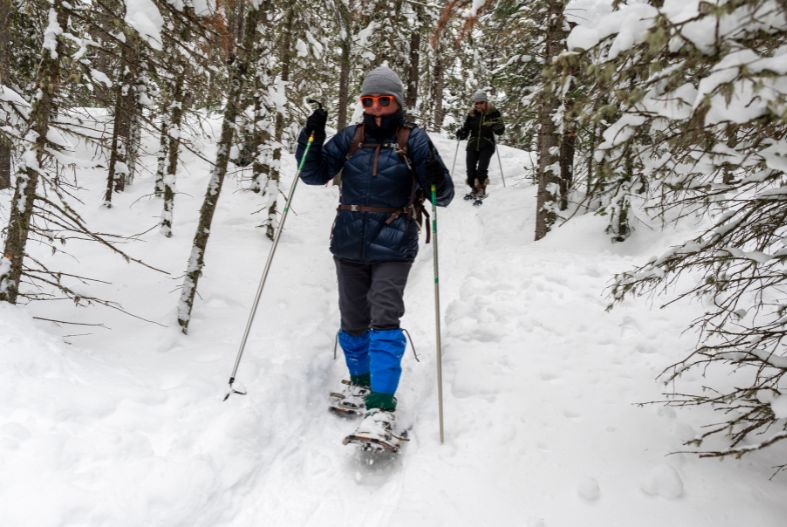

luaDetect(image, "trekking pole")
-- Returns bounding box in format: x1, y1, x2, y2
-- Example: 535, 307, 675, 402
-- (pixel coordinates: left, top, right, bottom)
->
224, 102, 321, 401
429, 181, 445, 444
450, 139, 461, 175
496, 146, 506, 188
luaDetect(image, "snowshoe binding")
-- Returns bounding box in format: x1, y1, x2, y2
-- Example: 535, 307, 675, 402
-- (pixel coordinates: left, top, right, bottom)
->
343, 408, 409, 453
329, 379, 369, 417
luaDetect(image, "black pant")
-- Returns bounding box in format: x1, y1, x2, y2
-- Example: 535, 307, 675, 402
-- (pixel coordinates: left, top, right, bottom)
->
334, 258, 413, 335
465, 147, 494, 189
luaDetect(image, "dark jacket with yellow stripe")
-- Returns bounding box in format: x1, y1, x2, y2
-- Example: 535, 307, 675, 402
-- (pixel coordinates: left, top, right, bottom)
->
295, 113, 454, 263
459, 104, 505, 152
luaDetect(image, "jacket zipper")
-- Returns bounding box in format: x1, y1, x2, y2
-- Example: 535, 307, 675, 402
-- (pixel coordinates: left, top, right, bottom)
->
476, 111, 483, 150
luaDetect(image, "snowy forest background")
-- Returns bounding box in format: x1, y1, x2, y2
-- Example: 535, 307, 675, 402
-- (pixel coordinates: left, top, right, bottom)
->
1, 0, 786, 520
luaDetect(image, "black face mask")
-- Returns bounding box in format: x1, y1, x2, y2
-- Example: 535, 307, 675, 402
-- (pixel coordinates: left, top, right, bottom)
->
363, 111, 404, 139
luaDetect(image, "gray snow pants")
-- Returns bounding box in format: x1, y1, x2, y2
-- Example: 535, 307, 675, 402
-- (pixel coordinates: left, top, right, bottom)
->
334, 258, 413, 336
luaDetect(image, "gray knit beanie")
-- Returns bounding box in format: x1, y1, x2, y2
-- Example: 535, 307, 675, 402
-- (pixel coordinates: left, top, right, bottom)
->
361, 66, 406, 108
472, 90, 488, 103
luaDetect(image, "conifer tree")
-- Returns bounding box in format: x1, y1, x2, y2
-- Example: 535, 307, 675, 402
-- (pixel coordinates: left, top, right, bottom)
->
485, 0, 541, 150
566, 0, 787, 464
255, 2, 297, 239
103, 18, 144, 204
534, 0, 566, 240
1, 0, 168, 307
0, 0, 71, 303
158, 17, 189, 238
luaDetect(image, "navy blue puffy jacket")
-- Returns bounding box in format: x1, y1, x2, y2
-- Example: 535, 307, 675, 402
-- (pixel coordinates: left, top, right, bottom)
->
295, 119, 454, 263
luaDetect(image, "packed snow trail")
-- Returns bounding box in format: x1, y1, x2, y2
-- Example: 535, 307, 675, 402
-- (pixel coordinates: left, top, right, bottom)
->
1, 116, 786, 526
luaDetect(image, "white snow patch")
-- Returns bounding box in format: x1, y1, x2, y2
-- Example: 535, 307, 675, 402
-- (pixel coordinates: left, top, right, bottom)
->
125, 0, 164, 50
771, 395, 787, 419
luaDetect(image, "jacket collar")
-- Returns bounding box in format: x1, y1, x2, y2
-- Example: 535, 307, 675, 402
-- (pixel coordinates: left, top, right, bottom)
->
362, 111, 405, 140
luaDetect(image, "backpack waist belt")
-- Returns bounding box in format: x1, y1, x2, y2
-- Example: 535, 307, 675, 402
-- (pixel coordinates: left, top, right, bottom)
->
336, 204, 430, 243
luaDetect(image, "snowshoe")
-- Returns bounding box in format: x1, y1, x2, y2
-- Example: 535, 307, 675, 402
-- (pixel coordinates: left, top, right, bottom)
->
463, 192, 477, 201
343, 408, 409, 453
473, 180, 488, 206
329, 379, 369, 417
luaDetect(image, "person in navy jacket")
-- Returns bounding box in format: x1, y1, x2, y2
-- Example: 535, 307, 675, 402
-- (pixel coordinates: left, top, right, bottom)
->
296, 65, 453, 438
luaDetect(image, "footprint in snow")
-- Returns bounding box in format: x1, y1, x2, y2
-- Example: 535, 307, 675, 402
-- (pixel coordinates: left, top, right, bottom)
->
577, 477, 600, 502
640, 463, 684, 499
0, 422, 31, 449
537, 371, 559, 382
635, 342, 659, 355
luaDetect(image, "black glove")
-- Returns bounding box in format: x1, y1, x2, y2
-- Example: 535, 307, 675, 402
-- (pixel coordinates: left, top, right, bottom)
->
456, 128, 468, 140
425, 157, 444, 187
305, 108, 327, 136
492, 123, 504, 135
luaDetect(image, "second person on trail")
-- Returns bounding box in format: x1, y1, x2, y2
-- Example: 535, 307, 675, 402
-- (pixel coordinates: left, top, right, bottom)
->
456, 90, 505, 200
295, 65, 454, 445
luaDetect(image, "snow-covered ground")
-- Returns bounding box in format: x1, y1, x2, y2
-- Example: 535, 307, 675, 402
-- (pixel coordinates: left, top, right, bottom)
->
1, 115, 785, 526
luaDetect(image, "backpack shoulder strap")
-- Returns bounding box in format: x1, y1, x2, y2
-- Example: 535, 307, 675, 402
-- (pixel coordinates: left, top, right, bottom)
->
345, 123, 365, 160
395, 122, 416, 170
397, 123, 433, 244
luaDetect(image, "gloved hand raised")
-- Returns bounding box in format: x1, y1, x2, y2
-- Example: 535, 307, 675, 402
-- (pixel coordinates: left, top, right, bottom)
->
455, 128, 468, 140
305, 108, 327, 136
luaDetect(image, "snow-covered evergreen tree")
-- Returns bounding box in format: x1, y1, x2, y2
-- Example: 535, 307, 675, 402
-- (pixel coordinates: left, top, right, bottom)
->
567, 0, 787, 461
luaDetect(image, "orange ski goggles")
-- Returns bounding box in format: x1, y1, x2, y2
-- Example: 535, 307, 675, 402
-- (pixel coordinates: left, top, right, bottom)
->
360, 95, 395, 108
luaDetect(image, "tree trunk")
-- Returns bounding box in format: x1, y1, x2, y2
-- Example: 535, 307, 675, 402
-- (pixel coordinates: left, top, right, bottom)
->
103, 79, 127, 206
0, 1, 68, 303
160, 71, 185, 237
177, 4, 262, 333
249, 73, 271, 192
0, 0, 11, 190
431, 44, 445, 132
558, 129, 576, 211
336, 2, 352, 131
250, 7, 278, 194
154, 112, 169, 197
534, 0, 565, 240
104, 32, 139, 205
405, 4, 423, 111
0, 141, 9, 190
558, 103, 576, 210
114, 32, 141, 192
159, 11, 192, 237
608, 151, 632, 242
558, 59, 578, 210
585, 121, 597, 208
266, 4, 297, 239
274, 3, 295, 166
